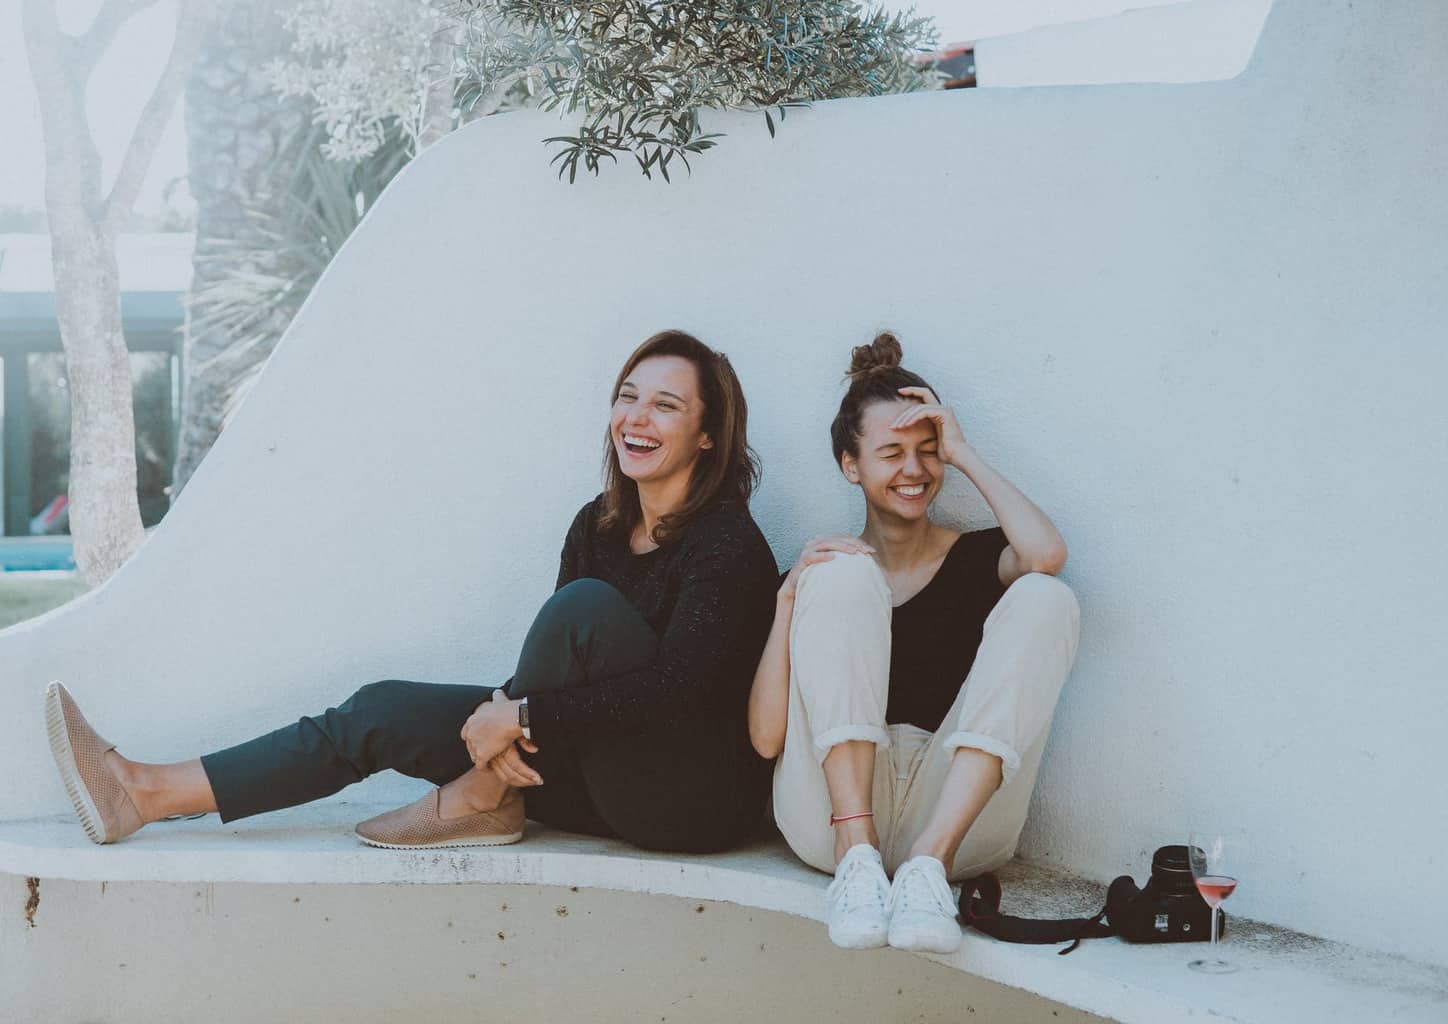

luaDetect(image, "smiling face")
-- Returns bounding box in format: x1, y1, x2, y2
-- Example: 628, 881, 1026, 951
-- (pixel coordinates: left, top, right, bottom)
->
610, 354, 713, 490
840, 398, 943, 522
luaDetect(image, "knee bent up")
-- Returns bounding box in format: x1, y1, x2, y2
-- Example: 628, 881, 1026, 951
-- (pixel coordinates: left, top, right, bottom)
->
536, 578, 633, 629
997, 572, 1080, 629
346, 679, 417, 713
795, 551, 890, 609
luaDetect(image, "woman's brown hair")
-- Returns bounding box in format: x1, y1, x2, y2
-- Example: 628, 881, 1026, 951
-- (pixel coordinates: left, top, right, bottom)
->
829, 331, 938, 465
597, 330, 761, 547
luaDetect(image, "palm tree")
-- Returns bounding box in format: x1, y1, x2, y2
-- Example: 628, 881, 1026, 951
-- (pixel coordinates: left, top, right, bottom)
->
181, 125, 412, 446
172, 0, 311, 498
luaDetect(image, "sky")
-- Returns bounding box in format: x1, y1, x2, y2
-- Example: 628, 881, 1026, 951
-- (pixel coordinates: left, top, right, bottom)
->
0, 1, 1181, 218
0, 0, 190, 218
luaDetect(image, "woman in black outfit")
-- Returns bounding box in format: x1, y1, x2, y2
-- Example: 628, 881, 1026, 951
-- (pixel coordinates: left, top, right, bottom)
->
46, 330, 779, 854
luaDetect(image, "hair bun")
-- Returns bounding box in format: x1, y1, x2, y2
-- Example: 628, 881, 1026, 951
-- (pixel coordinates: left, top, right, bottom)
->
847, 331, 904, 382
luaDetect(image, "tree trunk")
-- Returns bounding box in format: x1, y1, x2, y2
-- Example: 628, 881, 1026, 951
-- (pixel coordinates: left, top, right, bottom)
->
172, 1, 308, 499
24, 0, 212, 584
49, 212, 145, 583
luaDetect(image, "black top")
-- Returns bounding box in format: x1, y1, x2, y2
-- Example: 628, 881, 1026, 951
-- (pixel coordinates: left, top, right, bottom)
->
886, 527, 1008, 732
524, 496, 780, 746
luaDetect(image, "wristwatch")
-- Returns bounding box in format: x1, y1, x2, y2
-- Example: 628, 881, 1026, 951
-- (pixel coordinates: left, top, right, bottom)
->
517, 697, 531, 741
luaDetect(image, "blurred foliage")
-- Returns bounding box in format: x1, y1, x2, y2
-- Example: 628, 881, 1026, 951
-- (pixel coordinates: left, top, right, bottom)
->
269, 0, 466, 160
263, 0, 939, 179
453, 0, 941, 180
184, 124, 412, 421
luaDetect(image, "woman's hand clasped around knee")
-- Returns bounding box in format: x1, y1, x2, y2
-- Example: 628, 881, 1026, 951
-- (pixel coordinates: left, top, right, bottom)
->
483, 690, 543, 788
779, 535, 877, 602
487, 743, 542, 788
459, 691, 540, 786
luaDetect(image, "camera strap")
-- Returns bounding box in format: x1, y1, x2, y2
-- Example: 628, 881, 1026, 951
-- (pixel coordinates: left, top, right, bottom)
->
958, 873, 1113, 955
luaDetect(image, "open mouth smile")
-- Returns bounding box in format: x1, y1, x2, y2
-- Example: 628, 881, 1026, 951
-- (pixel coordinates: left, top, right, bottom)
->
622, 433, 663, 457
891, 483, 928, 500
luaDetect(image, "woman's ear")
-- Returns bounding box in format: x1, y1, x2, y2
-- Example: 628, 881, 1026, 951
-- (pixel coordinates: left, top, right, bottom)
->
699, 434, 714, 451
840, 452, 860, 484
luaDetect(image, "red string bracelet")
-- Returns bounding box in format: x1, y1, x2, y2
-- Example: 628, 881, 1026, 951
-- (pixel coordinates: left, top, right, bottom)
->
829, 810, 875, 825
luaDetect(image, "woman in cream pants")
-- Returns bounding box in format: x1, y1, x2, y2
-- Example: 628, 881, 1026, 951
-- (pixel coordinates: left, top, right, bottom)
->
749, 333, 1080, 953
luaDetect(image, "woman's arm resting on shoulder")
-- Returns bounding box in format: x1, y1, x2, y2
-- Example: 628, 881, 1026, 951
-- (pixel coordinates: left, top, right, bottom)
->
748, 535, 877, 759
748, 593, 794, 759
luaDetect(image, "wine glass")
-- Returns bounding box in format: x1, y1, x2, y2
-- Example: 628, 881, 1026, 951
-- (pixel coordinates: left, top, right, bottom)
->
1187, 830, 1240, 974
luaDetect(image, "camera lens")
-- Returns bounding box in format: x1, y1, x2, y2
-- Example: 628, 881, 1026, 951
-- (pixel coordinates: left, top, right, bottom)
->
1150, 845, 1200, 895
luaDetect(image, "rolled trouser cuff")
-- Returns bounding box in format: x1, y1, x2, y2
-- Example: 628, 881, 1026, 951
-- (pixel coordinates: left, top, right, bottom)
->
940, 730, 1022, 787
812, 724, 890, 764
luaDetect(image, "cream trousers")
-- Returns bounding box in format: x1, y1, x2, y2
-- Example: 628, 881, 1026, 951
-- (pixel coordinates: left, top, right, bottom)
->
771, 552, 1081, 881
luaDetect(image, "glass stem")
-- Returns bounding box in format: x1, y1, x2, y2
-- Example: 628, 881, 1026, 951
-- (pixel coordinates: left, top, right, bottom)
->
1210, 906, 1219, 948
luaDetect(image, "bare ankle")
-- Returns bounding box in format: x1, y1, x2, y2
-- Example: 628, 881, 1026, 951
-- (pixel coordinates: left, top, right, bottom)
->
832, 816, 880, 865
105, 752, 155, 822
442, 770, 510, 816
906, 839, 952, 868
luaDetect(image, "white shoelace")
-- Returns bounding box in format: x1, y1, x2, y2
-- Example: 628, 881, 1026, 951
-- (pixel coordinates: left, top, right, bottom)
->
827, 848, 889, 914
886, 858, 957, 919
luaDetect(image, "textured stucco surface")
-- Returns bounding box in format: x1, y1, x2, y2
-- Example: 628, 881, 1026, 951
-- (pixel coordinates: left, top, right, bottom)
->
4, 804, 1445, 1022
0, 0, 1443, 970
0, 870, 1112, 1024
976, 0, 1273, 86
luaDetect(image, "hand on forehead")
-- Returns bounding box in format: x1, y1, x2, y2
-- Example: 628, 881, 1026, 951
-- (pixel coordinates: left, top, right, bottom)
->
862, 398, 938, 445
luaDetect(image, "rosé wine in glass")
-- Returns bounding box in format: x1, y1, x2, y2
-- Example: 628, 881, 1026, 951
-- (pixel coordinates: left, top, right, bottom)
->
1188, 831, 1241, 974
1194, 875, 1238, 908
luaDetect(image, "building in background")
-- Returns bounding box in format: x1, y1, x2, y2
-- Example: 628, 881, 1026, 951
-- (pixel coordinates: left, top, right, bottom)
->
0, 233, 191, 542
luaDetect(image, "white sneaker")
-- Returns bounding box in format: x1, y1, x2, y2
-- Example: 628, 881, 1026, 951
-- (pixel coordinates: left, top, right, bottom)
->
886, 855, 962, 953
825, 844, 891, 949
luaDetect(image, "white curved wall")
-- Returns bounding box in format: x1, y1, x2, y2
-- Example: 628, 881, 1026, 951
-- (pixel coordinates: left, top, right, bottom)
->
0, 877, 1101, 1023
920, 0, 1201, 43
2, 0, 1444, 967
975, 0, 1274, 86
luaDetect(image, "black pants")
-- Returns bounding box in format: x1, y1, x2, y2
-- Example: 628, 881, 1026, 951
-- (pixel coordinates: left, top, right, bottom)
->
200, 579, 771, 853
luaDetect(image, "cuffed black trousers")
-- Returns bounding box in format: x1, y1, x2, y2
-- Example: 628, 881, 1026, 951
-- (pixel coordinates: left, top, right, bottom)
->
200, 579, 772, 853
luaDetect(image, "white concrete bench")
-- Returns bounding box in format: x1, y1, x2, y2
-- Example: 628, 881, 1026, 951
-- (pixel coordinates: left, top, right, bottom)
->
3, 804, 1444, 1023
3, 0, 1446, 1018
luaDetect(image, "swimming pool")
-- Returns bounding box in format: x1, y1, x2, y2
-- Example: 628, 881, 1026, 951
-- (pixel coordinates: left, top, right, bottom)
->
0, 537, 76, 572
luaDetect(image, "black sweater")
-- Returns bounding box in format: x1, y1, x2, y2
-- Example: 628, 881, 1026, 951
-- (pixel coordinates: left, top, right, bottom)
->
524, 496, 780, 746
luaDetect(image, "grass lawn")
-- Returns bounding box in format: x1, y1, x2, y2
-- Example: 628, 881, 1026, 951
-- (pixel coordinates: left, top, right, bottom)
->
0, 574, 89, 629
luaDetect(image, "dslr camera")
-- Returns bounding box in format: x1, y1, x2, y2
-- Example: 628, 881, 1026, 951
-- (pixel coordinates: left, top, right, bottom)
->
1107, 844, 1223, 943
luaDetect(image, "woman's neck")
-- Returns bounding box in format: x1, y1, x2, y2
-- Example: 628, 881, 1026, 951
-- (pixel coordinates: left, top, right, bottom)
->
861, 511, 940, 573
634, 475, 691, 549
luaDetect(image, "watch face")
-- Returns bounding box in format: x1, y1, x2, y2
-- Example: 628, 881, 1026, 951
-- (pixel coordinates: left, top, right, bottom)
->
518, 700, 530, 727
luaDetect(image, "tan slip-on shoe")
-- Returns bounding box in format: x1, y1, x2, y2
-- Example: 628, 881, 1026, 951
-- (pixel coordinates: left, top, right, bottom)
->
355, 788, 524, 850
44, 681, 144, 845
